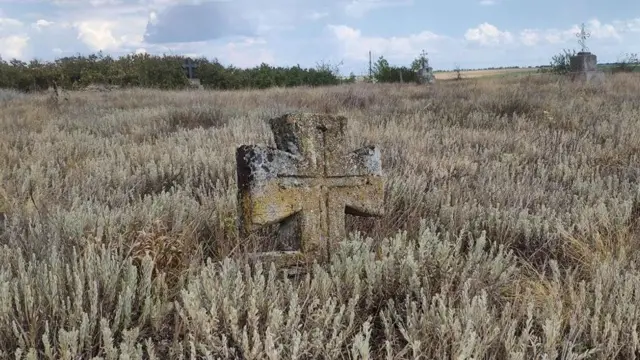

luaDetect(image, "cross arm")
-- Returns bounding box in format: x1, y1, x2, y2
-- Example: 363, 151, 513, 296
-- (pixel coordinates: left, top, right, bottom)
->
328, 145, 382, 177
236, 144, 303, 231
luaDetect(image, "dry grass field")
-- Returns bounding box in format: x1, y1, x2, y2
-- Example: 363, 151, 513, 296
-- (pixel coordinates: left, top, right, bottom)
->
2, 73, 640, 359
434, 67, 538, 80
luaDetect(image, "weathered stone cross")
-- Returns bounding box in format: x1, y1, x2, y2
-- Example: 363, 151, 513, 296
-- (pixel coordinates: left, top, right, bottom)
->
236, 113, 385, 267
182, 58, 198, 79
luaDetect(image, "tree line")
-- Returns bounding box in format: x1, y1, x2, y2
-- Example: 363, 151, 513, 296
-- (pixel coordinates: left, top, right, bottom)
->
0, 50, 440, 92
0, 52, 354, 92
4, 48, 634, 92
368, 52, 432, 83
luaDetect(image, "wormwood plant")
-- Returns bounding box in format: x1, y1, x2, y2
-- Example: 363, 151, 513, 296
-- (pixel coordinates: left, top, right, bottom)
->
0, 223, 522, 358
0, 88, 25, 102
2, 73, 640, 358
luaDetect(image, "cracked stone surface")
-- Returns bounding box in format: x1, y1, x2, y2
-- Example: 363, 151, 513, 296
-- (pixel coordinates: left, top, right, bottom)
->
570, 52, 606, 84
236, 112, 385, 267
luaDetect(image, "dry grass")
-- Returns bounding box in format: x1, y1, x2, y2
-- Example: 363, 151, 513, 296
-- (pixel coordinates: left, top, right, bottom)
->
435, 67, 538, 80
2, 73, 640, 358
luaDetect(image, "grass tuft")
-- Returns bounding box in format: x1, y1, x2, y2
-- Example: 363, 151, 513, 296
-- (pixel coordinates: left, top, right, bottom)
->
165, 106, 228, 131
2, 73, 640, 358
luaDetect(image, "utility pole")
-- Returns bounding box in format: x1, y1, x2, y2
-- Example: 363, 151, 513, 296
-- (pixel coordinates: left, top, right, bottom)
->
368, 50, 372, 80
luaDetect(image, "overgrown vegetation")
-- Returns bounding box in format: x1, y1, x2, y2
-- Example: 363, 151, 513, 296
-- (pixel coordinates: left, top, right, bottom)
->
0, 52, 347, 92
0, 50, 439, 92
540, 48, 640, 75
611, 52, 640, 73
538, 48, 577, 75
454, 63, 463, 80
2, 73, 640, 358
367, 51, 432, 83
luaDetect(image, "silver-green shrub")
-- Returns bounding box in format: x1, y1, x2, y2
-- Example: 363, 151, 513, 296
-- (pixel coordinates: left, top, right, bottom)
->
2, 74, 640, 358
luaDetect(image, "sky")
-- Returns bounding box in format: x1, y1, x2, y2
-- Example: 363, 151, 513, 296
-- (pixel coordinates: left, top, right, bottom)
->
0, 0, 639, 75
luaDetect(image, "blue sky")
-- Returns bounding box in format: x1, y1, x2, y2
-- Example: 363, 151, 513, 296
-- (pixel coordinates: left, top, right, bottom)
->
0, 0, 638, 75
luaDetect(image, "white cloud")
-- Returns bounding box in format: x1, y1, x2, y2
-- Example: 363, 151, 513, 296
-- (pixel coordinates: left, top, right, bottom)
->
0, 16, 29, 59
582, 19, 621, 40
328, 24, 447, 62
73, 18, 146, 51
148, 11, 158, 25
32, 19, 54, 31
74, 20, 129, 50
615, 18, 640, 33
465, 23, 514, 46
0, 18, 23, 31
464, 19, 627, 49
141, 37, 275, 67
89, 0, 124, 5
309, 11, 329, 20
55, 0, 125, 5
221, 38, 275, 67
326, 17, 640, 72
542, 32, 565, 44
0, 0, 285, 65
326, 23, 464, 72
516, 18, 631, 49
519, 29, 540, 46
0, 35, 29, 59
3, 0, 640, 72
343, 0, 412, 17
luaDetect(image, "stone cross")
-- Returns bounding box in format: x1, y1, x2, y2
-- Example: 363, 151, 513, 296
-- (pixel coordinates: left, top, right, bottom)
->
236, 113, 385, 267
576, 23, 591, 52
416, 50, 435, 84
420, 50, 430, 69
182, 58, 198, 79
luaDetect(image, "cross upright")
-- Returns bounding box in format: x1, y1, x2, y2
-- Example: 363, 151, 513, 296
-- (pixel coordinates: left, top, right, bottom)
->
419, 50, 429, 69
236, 113, 385, 267
576, 23, 591, 52
182, 58, 198, 79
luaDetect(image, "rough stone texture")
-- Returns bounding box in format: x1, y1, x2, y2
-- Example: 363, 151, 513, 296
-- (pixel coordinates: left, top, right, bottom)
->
570, 52, 597, 72
182, 58, 198, 79
417, 67, 435, 84
188, 79, 204, 90
236, 113, 385, 267
570, 52, 605, 84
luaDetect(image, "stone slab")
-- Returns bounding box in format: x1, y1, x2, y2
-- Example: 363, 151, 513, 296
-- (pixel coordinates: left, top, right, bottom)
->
236, 112, 385, 267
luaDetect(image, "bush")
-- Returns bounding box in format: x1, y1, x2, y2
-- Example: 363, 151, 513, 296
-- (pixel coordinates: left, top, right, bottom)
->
611, 53, 639, 73
0, 53, 343, 92
371, 56, 420, 83
538, 48, 576, 75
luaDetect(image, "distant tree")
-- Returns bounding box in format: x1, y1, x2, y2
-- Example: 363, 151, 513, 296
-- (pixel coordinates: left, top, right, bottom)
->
372, 56, 391, 82
543, 48, 576, 75
315, 59, 343, 77
371, 56, 417, 83
342, 72, 357, 84
453, 64, 463, 80
410, 50, 430, 72
0, 52, 344, 92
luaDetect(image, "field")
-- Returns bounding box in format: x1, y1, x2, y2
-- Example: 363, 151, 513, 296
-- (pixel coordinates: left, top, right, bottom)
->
434, 67, 538, 80
2, 73, 640, 359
